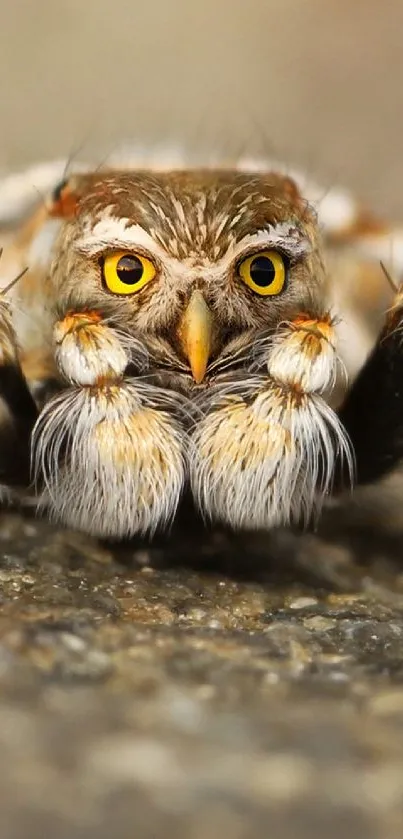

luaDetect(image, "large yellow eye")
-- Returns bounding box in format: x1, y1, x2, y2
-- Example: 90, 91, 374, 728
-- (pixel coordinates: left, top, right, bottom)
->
103, 251, 156, 295
238, 250, 286, 296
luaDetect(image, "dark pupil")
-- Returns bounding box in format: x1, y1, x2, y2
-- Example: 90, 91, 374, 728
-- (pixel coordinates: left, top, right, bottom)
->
249, 255, 276, 287
116, 255, 144, 284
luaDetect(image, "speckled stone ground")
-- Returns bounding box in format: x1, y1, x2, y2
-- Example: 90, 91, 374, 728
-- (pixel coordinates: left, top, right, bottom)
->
1, 505, 403, 838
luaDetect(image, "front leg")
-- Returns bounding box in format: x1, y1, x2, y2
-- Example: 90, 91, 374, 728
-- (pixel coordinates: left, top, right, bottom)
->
339, 285, 403, 485
32, 311, 186, 538
190, 312, 353, 530
0, 294, 38, 491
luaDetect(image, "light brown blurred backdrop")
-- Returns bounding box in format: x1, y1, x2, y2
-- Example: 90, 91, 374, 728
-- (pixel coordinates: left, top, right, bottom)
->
0, 0, 402, 216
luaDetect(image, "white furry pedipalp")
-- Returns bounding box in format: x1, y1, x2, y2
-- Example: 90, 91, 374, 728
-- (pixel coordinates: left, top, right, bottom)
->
31, 381, 187, 538
52, 313, 146, 386
190, 382, 353, 530
259, 315, 344, 396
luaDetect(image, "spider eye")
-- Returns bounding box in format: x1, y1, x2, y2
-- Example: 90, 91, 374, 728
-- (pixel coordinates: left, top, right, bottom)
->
103, 251, 156, 295
238, 250, 287, 296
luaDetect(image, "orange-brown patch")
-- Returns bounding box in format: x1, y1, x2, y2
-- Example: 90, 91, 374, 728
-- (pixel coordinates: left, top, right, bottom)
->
290, 314, 333, 343
49, 182, 78, 219
58, 310, 102, 337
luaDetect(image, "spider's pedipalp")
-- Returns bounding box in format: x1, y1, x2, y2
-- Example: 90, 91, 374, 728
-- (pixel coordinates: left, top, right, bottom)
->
190, 313, 353, 530
32, 379, 187, 538
262, 313, 344, 395
53, 311, 149, 386
54, 311, 129, 386
38, 308, 187, 537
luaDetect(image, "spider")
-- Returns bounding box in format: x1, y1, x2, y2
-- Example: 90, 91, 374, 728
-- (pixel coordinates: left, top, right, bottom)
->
0, 152, 399, 540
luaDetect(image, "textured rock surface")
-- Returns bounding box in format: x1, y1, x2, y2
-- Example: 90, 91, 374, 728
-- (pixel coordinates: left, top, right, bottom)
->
1, 508, 403, 838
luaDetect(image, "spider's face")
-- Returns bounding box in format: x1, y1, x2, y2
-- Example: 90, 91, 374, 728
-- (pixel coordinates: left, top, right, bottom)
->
48, 169, 325, 390
7, 164, 347, 541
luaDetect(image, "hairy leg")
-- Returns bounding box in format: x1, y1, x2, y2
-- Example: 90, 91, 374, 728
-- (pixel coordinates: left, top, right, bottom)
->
0, 294, 38, 491
339, 284, 403, 485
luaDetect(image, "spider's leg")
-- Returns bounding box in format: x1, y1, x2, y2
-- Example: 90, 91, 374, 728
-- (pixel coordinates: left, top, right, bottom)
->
339, 284, 403, 485
0, 295, 38, 490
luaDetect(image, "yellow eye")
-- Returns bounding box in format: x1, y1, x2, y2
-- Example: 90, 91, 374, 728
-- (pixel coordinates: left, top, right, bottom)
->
103, 251, 156, 295
238, 250, 287, 296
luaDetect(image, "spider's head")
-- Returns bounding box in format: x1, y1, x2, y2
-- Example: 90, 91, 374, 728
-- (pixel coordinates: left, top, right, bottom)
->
45, 168, 325, 390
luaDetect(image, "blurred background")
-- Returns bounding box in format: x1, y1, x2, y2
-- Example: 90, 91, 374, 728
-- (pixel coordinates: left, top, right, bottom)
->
0, 0, 402, 215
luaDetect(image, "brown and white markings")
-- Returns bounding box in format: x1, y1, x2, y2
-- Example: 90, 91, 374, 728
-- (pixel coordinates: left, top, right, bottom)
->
0, 152, 400, 539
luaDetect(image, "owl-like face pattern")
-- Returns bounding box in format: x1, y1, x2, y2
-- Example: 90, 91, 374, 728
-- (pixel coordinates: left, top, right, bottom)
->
48, 170, 325, 383
0, 164, 359, 538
